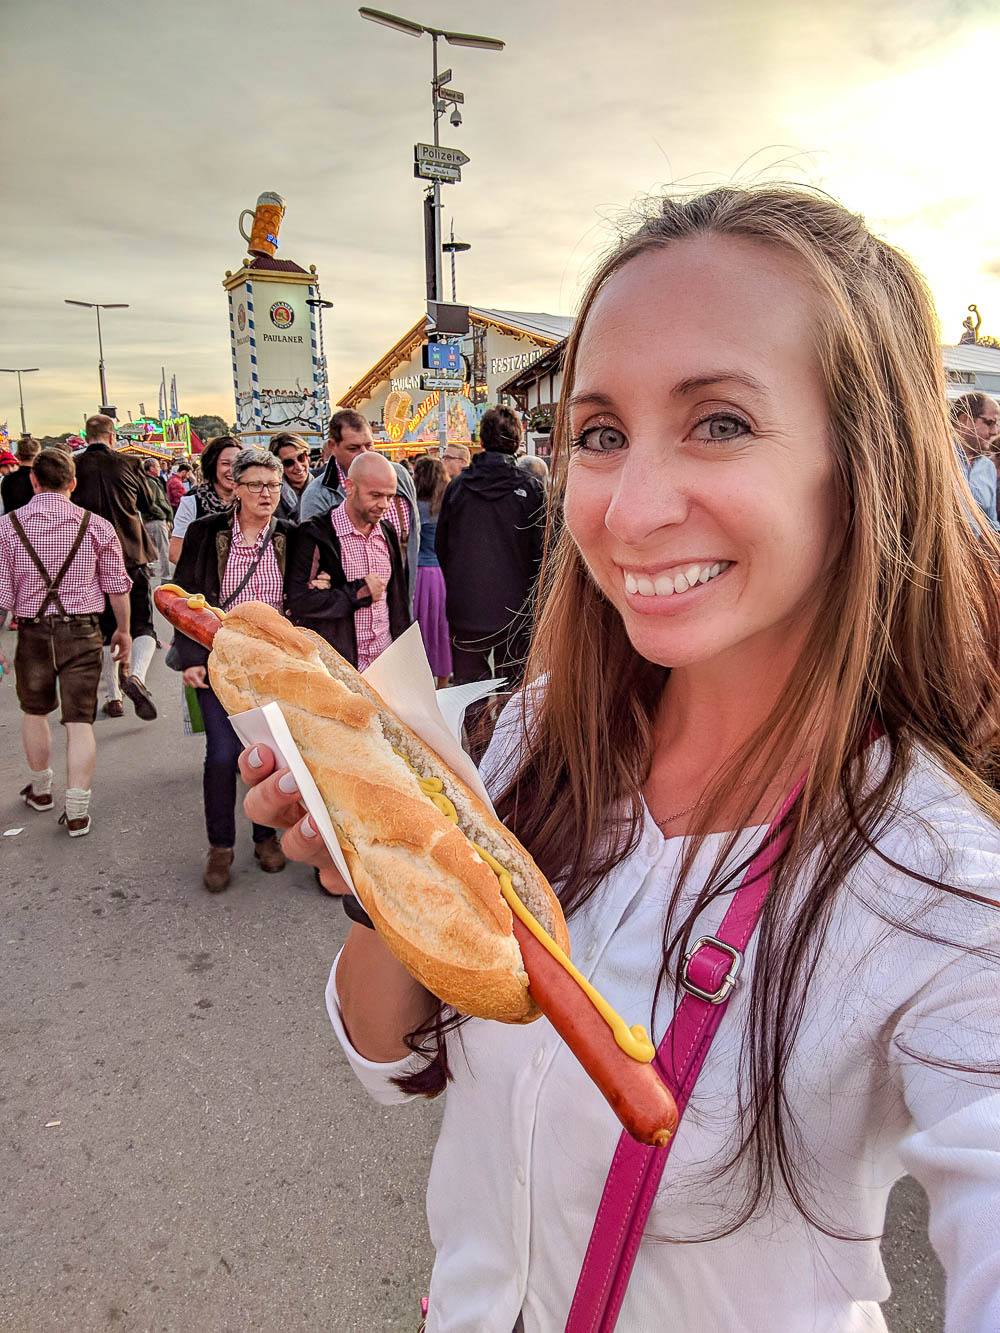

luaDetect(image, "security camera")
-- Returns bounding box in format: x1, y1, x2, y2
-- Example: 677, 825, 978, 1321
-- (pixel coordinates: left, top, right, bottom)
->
450, 107, 462, 127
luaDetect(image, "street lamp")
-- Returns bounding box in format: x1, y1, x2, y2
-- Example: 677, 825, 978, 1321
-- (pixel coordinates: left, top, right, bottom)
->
305, 296, 335, 432
358, 7, 502, 304
441, 222, 472, 303
359, 8, 502, 456
0, 367, 40, 436
64, 299, 129, 411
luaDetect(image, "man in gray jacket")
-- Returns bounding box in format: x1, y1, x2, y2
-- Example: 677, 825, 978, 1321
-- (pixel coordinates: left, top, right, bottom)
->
300, 409, 419, 608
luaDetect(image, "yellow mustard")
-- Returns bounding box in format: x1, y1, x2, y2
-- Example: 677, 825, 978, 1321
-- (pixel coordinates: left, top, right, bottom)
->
398, 752, 655, 1063
160, 584, 226, 622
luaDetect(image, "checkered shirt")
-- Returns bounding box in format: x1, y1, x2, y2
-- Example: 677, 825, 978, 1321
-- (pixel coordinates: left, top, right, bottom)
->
330, 501, 392, 669
0, 491, 131, 617
220, 519, 284, 611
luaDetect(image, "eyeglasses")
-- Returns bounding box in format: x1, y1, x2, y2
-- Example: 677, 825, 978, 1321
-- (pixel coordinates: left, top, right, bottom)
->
239, 481, 282, 494
281, 452, 309, 467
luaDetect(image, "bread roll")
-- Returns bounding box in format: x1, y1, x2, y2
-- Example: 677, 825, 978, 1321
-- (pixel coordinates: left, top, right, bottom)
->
208, 602, 569, 1022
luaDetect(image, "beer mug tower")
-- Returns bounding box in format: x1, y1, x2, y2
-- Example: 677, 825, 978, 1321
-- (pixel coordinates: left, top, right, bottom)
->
223, 192, 331, 447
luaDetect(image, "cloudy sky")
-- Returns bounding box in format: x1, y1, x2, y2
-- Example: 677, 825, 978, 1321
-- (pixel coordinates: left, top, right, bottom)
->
3, 0, 998, 436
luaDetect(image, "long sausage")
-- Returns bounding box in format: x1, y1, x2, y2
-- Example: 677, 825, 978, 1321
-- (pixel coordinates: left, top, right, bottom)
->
511, 916, 678, 1147
155, 584, 225, 650
156, 583, 678, 1146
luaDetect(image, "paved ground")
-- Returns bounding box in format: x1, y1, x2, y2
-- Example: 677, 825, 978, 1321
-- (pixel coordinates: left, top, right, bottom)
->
0, 625, 944, 1331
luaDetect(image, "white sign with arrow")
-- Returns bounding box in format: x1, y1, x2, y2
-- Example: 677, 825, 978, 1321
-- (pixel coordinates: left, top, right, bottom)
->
414, 143, 471, 168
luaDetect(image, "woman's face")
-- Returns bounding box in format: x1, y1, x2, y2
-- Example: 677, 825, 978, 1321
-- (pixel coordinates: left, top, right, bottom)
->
235, 467, 282, 523
215, 446, 240, 491
564, 235, 843, 675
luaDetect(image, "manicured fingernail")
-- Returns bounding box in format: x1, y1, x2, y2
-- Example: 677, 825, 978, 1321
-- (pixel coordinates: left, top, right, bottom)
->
278, 771, 299, 795
247, 746, 263, 769
301, 815, 317, 838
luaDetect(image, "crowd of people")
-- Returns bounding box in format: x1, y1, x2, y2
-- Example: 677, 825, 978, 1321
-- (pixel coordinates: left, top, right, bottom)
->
0, 405, 551, 891
3, 183, 1000, 1331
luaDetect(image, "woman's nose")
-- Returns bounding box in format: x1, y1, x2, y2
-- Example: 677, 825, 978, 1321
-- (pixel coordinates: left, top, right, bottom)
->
603, 445, 690, 545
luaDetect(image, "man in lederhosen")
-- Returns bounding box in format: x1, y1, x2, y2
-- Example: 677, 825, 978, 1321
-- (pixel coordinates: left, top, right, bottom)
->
0, 448, 132, 837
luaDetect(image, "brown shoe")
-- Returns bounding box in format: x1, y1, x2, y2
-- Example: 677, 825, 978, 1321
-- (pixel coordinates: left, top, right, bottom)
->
203, 847, 234, 892
58, 811, 91, 838
253, 836, 286, 873
20, 784, 53, 812
101, 700, 125, 719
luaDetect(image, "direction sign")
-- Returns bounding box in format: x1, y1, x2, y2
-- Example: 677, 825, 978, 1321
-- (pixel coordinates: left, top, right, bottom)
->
422, 373, 465, 392
423, 342, 463, 373
414, 162, 461, 184
414, 143, 470, 168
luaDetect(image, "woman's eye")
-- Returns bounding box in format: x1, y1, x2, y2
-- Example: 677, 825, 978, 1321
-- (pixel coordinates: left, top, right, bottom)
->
691, 414, 750, 442
574, 425, 627, 452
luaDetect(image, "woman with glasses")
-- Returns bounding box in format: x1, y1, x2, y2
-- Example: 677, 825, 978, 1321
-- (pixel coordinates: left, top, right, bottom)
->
269, 432, 313, 524
168, 435, 241, 564
172, 448, 295, 892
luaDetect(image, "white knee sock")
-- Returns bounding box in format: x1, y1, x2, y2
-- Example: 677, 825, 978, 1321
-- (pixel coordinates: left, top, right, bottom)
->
100, 647, 122, 702
65, 787, 91, 820
30, 766, 54, 795
130, 634, 156, 683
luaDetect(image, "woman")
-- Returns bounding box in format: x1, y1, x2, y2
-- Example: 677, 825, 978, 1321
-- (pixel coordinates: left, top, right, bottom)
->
412, 454, 452, 685
239, 188, 1000, 1330
168, 435, 239, 564
173, 448, 294, 893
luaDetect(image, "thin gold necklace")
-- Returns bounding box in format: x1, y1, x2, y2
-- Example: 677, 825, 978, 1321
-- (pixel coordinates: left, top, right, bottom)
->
653, 774, 783, 829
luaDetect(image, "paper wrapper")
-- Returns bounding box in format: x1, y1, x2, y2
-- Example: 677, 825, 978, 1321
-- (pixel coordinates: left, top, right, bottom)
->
228, 623, 503, 892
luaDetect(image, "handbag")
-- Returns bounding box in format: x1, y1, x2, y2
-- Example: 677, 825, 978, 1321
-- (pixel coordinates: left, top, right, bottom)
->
564, 779, 804, 1333
165, 522, 276, 671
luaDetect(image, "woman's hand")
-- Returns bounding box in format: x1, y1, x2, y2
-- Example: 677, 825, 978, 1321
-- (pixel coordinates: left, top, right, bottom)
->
238, 744, 351, 895
308, 571, 331, 590
182, 665, 208, 688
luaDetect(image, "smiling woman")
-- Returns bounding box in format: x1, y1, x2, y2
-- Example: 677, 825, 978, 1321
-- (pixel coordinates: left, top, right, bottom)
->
241, 186, 1000, 1333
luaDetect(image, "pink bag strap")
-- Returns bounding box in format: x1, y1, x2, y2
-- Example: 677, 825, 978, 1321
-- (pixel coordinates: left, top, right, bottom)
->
565, 780, 804, 1333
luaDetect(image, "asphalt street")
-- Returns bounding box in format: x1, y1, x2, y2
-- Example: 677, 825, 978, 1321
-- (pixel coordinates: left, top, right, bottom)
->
0, 624, 945, 1332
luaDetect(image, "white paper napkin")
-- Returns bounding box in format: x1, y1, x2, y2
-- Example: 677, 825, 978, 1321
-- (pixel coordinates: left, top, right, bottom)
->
228, 624, 504, 894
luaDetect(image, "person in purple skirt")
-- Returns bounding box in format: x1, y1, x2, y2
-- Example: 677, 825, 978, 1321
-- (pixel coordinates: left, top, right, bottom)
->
413, 455, 453, 685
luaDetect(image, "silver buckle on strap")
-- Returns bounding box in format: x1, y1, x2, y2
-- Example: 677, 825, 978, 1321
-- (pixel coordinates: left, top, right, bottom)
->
680, 936, 743, 1004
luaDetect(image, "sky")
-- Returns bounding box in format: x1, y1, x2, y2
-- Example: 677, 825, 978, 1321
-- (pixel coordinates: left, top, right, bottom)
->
3, 0, 999, 436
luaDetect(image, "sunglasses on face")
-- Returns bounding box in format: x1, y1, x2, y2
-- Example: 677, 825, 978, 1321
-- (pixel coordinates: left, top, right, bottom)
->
281, 452, 309, 467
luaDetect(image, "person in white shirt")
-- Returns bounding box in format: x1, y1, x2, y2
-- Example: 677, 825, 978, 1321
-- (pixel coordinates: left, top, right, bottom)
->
238, 186, 1000, 1332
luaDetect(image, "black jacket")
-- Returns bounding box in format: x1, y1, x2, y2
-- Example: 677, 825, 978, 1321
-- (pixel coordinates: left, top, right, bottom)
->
286, 512, 411, 665
171, 511, 294, 670
73, 441, 156, 568
1, 465, 34, 515
435, 450, 546, 636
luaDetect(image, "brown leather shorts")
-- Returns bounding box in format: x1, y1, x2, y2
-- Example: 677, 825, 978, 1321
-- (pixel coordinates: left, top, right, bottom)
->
14, 615, 103, 724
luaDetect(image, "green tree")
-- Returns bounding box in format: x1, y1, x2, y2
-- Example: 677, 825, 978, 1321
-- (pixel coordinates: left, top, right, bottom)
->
188, 414, 233, 440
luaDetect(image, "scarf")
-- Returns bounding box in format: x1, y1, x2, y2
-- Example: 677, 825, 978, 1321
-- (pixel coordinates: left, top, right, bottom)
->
194, 481, 235, 518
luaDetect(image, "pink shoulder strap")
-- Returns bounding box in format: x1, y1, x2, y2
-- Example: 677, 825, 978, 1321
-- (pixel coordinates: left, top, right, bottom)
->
565, 781, 804, 1333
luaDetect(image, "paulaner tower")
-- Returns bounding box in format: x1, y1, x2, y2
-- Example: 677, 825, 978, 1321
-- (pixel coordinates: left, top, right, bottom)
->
222, 191, 331, 446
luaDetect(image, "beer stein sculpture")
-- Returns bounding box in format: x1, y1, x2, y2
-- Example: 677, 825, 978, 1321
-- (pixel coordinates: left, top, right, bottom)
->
239, 191, 286, 259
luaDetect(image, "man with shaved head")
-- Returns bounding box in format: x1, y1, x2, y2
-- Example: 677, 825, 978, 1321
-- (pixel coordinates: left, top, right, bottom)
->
287, 449, 411, 667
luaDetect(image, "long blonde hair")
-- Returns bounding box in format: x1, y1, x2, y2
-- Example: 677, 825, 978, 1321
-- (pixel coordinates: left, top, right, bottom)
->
489, 186, 1000, 1233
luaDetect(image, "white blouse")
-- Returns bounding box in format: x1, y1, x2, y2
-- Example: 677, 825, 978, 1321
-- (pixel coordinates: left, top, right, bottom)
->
327, 700, 1000, 1332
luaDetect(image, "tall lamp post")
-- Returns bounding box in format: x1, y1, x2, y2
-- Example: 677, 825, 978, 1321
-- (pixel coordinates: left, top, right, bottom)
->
64, 299, 129, 411
0, 367, 40, 436
358, 8, 502, 455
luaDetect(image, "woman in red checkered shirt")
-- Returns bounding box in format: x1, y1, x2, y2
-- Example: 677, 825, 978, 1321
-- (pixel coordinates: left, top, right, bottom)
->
172, 448, 298, 893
